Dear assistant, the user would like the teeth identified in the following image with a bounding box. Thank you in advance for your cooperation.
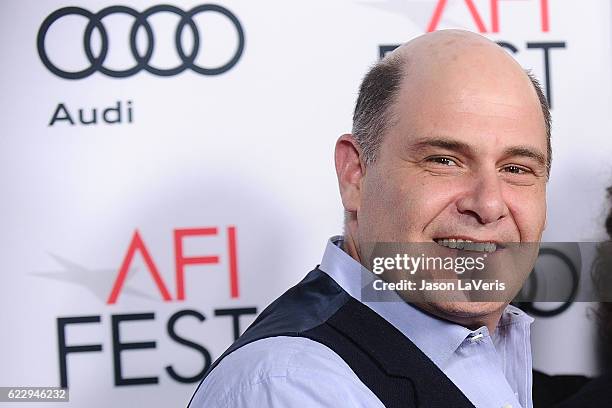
[435,239,497,253]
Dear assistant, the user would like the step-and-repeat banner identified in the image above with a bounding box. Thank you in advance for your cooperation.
[1,1,611,406]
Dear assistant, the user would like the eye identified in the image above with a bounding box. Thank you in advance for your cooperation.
[426,156,458,166]
[502,165,531,175]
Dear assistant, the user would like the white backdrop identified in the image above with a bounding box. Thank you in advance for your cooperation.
[1,0,611,406]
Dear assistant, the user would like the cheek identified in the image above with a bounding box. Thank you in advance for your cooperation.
[360,171,457,239]
[506,186,547,240]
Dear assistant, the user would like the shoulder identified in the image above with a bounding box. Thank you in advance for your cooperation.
[190,336,384,408]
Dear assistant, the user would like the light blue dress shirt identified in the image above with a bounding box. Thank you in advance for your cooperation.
[191,236,534,408]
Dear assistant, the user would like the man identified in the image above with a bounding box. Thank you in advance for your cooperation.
[189,29,551,408]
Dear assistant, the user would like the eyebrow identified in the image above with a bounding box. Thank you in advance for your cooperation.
[409,137,548,168]
[502,146,547,169]
[409,138,472,155]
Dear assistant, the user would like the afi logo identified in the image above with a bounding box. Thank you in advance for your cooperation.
[427,0,550,33]
[107,226,240,304]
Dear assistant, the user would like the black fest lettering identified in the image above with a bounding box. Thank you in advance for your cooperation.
[56,308,258,388]
[55,226,256,388]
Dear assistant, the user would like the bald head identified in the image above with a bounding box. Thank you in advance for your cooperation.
[352,29,551,174]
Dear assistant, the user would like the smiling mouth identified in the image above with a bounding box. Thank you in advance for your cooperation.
[434,238,497,253]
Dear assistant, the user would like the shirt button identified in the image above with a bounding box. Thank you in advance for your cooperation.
[502,404,512,408]
[468,333,484,343]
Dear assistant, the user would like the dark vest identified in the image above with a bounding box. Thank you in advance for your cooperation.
[188,268,476,408]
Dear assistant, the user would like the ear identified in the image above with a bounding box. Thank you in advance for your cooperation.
[335,134,365,214]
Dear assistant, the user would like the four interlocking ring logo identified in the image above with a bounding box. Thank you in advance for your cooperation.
[37,4,245,79]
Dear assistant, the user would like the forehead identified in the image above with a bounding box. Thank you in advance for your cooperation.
[387,59,547,154]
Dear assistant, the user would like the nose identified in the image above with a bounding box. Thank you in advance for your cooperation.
[456,172,509,225]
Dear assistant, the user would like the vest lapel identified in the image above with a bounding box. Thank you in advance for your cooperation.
[325,297,475,408]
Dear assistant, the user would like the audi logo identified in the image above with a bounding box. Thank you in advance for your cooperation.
[37,4,245,79]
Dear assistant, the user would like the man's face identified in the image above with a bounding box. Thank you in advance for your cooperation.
[356,51,548,318]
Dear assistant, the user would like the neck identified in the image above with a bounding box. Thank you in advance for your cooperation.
[410,302,506,335]
[452,308,504,335]
[342,221,362,264]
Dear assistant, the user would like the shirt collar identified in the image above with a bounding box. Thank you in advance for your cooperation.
[319,235,534,367]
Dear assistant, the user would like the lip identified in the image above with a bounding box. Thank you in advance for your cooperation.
[432,236,506,251]
[433,235,501,244]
